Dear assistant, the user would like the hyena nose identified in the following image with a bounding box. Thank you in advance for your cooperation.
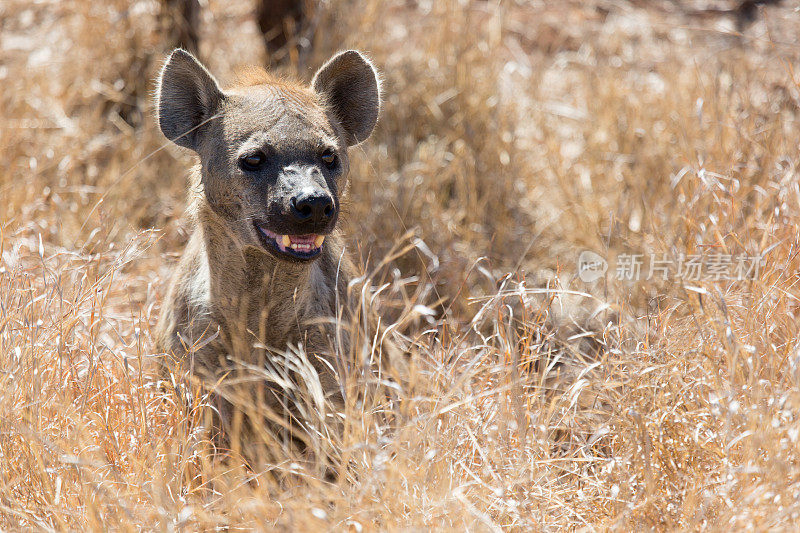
[290,192,334,225]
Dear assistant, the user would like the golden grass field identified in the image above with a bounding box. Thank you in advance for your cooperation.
[3,0,800,529]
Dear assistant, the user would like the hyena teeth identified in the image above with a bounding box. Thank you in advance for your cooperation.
[281,235,291,247]
[314,235,325,247]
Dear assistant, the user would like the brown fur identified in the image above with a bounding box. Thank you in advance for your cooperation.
[153,49,381,445]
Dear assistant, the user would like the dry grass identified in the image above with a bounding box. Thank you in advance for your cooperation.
[2,0,800,529]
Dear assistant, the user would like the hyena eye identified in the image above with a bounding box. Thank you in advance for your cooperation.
[321,148,338,169]
[239,151,266,171]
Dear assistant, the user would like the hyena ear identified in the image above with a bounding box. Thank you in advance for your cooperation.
[156,49,224,151]
[312,50,380,146]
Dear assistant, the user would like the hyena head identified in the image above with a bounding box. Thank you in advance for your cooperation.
[155,49,380,262]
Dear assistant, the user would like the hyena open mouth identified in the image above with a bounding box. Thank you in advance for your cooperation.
[254,222,325,261]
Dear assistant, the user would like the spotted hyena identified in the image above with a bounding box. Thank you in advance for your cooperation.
[154,48,384,444]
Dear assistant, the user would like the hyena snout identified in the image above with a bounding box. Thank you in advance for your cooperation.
[253,169,339,261]
[290,189,335,227]
[278,166,338,233]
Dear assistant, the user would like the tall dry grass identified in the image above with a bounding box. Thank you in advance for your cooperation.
[2,0,800,529]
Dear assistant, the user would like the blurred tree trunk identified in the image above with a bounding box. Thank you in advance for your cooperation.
[160,0,201,55]
[256,0,314,67]
[671,0,782,31]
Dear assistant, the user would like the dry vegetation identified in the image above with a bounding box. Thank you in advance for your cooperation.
[2,0,800,529]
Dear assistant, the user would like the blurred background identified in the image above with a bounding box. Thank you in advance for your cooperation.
[3,0,800,529]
